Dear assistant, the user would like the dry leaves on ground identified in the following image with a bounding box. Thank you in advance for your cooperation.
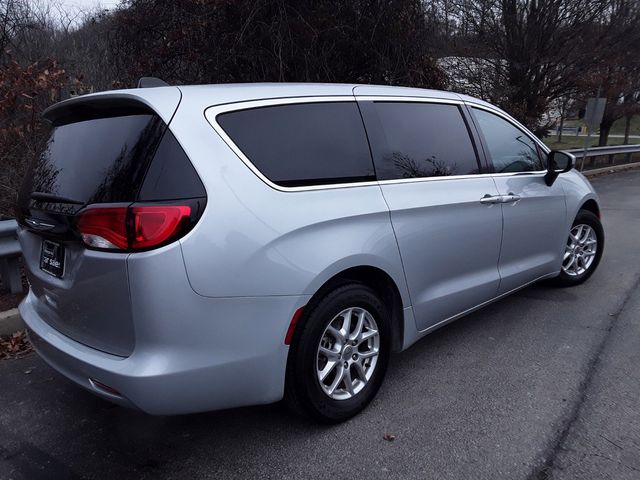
[0,330,33,359]
[0,291,25,311]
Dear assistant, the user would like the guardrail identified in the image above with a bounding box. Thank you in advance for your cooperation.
[555,126,581,135]
[0,219,22,294]
[566,144,640,171]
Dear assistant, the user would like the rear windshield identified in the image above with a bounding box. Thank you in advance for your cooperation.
[23,114,165,207]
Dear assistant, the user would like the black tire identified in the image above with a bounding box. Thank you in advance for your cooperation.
[553,209,604,287]
[284,283,391,423]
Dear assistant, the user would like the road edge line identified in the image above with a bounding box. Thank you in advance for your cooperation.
[583,162,640,177]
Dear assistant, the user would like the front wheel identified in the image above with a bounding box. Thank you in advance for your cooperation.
[284,283,391,423]
[554,209,604,286]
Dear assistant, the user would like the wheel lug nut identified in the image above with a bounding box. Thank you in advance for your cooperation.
[352,340,357,346]
[343,361,348,368]
[352,354,358,360]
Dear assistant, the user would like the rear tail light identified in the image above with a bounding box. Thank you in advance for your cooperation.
[76,204,194,251]
[130,205,191,249]
[77,207,129,249]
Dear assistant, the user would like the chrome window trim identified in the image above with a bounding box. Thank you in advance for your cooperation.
[490,171,546,177]
[204,95,548,193]
[377,174,490,186]
[375,171,546,186]
[355,95,463,105]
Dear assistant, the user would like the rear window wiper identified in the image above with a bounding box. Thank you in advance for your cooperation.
[31,192,85,205]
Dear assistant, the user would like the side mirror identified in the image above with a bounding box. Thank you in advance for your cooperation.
[545,150,575,186]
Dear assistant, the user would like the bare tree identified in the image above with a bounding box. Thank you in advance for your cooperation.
[108,0,446,88]
[582,0,640,145]
[442,0,615,134]
[3,0,640,216]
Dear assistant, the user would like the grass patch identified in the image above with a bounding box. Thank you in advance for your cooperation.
[545,115,640,145]
[542,136,627,150]
[611,115,640,136]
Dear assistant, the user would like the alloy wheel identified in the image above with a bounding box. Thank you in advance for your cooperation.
[316,307,380,400]
[562,224,597,277]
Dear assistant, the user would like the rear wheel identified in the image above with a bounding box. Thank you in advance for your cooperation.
[554,209,604,286]
[284,283,391,423]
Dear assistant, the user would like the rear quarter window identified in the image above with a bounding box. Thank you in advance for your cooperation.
[138,129,206,201]
[216,102,375,187]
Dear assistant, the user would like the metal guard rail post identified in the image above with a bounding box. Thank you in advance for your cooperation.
[0,219,22,294]
[566,144,640,171]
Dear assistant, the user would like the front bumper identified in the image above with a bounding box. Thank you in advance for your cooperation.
[20,290,309,415]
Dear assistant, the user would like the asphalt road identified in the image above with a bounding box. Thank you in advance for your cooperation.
[1,170,640,480]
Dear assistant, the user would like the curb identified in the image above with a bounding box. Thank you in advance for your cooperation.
[0,308,25,336]
[583,162,640,178]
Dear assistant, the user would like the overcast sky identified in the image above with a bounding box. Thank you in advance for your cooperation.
[57,0,120,12]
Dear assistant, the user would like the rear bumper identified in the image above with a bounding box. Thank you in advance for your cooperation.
[20,290,309,415]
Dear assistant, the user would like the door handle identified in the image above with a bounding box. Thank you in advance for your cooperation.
[501,193,521,204]
[480,193,521,205]
[480,194,502,205]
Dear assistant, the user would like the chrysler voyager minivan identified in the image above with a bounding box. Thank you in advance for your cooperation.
[17,83,604,422]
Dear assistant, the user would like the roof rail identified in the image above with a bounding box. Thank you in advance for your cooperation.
[137,77,169,88]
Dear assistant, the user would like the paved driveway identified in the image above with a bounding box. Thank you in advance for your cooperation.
[1,170,640,480]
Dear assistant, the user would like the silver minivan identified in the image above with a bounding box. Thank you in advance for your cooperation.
[17,83,604,422]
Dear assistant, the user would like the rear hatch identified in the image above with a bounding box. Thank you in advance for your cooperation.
[17,94,206,357]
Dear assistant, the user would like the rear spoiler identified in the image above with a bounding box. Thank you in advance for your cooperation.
[42,87,182,127]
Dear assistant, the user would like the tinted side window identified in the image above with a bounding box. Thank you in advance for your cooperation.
[361,102,480,180]
[472,108,544,172]
[139,129,206,200]
[217,102,375,187]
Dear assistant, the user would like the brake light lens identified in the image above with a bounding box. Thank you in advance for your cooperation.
[77,207,128,250]
[131,206,191,249]
[76,204,192,251]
